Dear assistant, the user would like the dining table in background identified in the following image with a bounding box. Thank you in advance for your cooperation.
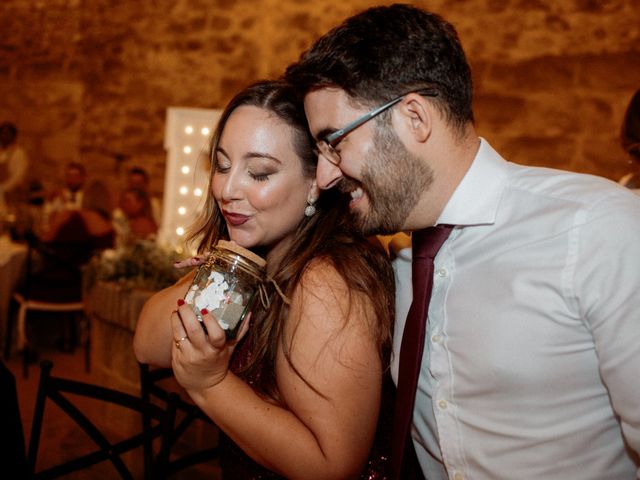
[0,235,28,354]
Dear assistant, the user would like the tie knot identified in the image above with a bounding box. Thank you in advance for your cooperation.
[412,225,454,260]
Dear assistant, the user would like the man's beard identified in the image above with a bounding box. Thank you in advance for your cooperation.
[346,123,433,236]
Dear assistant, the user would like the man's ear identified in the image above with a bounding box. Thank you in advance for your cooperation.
[396,92,432,143]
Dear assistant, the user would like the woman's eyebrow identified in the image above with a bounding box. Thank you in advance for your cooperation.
[244,151,282,164]
[215,146,282,164]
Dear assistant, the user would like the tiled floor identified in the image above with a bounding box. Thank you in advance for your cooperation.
[5,330,221,479]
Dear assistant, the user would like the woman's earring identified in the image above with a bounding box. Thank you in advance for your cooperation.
[304,200,316,217]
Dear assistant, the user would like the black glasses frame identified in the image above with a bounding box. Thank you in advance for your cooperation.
[316,88,439,165]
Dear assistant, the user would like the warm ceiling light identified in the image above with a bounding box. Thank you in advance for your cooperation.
[176,227,185,236]
[201,127,210,135]
[178,206,187,215]
[185,126,193,134]
[179,186,188,195]
[183,146,192,154]
[181,165,190,174]
[193,188,203,197]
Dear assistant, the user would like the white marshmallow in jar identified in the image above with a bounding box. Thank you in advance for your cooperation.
[183,240,266,340]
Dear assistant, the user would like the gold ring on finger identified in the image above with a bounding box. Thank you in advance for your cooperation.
[174,336,188,349]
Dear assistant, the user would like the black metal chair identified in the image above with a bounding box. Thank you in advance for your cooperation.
[139,363,220,476]
[28,360,178,479]
[6,229,94,378]
[0,358,28,477]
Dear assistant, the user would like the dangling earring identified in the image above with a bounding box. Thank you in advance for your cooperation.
[304,200,316,217]
[305,180,319,217]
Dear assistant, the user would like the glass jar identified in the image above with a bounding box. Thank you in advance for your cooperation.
[184,240,266,340]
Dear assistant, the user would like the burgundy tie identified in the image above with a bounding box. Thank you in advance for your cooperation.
[391,225,454,479]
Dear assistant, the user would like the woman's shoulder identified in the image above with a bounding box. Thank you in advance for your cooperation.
[294,250,384,305]
[619,172,640,189]
[80,209,114,234]
[298,256,346,291]
[130,216,158,237]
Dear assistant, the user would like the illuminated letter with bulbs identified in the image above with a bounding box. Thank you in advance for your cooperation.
[161,107,221,252]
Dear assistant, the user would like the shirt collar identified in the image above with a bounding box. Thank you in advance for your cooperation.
[437,138,508,227]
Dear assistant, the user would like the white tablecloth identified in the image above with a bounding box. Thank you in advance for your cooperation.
[0,237,27,349]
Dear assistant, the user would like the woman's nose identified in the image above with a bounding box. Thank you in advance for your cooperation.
[315,154,344,190]
[219,171,242,201]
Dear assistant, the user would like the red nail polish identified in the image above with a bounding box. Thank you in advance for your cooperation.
[177,299,185,306]
[200,308,208,315]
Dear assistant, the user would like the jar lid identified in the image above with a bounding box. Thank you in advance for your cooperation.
[217,240,267,269]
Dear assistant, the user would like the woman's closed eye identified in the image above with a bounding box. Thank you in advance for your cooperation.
[214,161,273,182]
[215,156,231,173]
[214,148,279,181]
[249,171,271,182]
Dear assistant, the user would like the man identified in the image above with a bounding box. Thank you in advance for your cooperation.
[286,4,640,479]
[42,162,87,231]
[0,122,29,211]
[45,162,87,213]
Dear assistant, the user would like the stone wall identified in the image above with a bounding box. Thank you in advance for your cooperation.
[1,0,639,200]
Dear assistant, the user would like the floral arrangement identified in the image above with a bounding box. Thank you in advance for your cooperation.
[83,239,183,292]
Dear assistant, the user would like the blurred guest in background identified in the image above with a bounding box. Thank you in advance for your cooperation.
[113,166,162,229]
[23,179,113,314]
[618,89,640,194]
[19,180,47,239]
[44,162,87,221]
[113,187,157,246]
[41,179,115,250]
[0,121,29,215]
[127,166,162,224]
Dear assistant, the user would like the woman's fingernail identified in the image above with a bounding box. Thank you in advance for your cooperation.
[177,299,185,306]
[200,308,208,315]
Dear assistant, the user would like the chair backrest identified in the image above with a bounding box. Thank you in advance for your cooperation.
[22,212,112,303]
[0,359,28,477]
[139,363,220,475]
[28,360,178,480]
[21,230,92,303]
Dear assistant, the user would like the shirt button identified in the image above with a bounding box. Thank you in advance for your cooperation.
[437,267,448,277]
[438,400,448,410]
[453,472,464,480]
[431,334,441,343]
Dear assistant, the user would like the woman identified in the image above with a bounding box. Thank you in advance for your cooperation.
[133,80,394,479]
[114,187,158,245]
[618,89,640,193]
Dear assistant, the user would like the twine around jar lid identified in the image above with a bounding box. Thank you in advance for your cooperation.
[216,240,267,269]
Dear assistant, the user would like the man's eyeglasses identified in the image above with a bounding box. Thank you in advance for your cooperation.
[316,88,439,166]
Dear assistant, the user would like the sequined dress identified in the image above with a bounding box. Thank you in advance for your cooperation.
[219,329,394,480]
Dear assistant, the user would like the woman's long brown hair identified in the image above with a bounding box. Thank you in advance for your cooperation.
[188,80,394,400]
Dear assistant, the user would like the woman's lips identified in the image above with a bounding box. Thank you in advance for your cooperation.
[223,211,250,226]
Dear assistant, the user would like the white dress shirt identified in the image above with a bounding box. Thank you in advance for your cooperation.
[392,139,640,479]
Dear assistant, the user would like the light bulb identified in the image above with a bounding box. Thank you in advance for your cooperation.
[179,186,188,195]
[201,127,210,136]
[183,146,192,154]
[185,126,193,134]
[178,206,187,215]
[193,188,203,197]
[176,227,185,236]
[181,165,190,174]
